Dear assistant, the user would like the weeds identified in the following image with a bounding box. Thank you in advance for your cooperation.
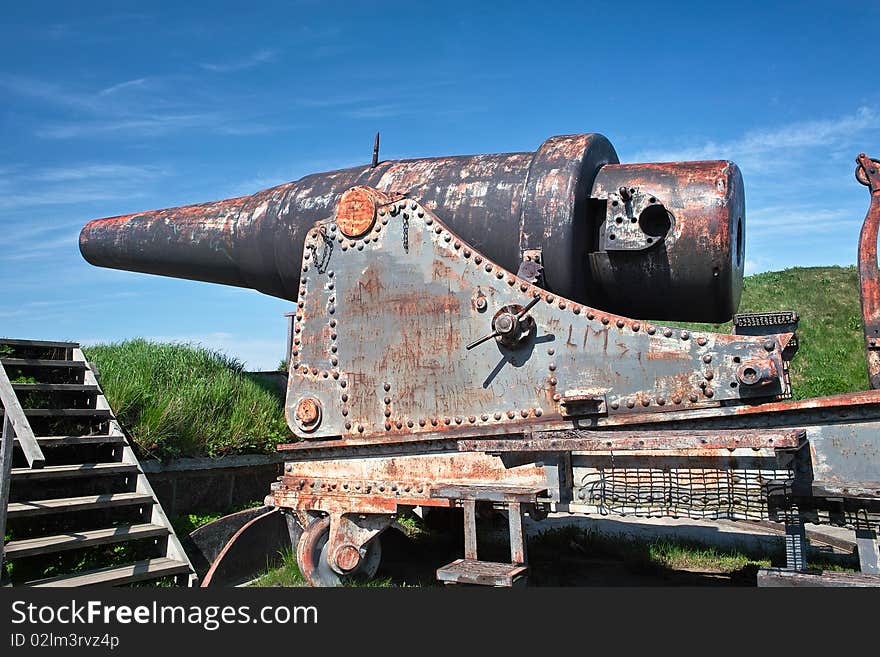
[82,339,294,459]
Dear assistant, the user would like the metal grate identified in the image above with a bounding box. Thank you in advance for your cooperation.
[577,462,795,521]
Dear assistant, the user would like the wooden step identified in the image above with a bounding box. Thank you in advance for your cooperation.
[7,493,155,518]
[16,434,126,448]
[27,558,191,587]
[436,558,528,586]
[1,358,85,369]
[12,383,99,393]
[18,408,110,418]
[4,523,168,559]
[11,462,138,481]
[0,338,78,349]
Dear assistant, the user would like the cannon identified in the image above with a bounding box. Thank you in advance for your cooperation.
[80,136,880,586]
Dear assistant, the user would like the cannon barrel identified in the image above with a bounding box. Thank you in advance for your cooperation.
[80,133,744,322]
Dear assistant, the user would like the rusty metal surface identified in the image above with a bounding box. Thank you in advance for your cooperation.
[458,428,805,453]
[857,153,880,388]
[589,161,745,322]
[286,195,789,442]
[80,133,745,323]
[273,449,547,514]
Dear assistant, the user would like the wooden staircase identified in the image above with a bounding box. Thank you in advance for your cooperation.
[0,338,195,587]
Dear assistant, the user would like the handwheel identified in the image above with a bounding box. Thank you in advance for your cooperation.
[296,516,382,587]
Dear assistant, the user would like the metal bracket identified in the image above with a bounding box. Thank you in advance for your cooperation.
[857,153,880,388]
[597,187,672,251]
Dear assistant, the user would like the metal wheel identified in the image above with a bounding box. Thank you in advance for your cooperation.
[296,516,382,587]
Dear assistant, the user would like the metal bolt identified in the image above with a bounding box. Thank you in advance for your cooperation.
[764,340,775,351]
[702,354,712,363]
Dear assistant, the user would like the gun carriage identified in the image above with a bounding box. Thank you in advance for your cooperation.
[80,135,880,586]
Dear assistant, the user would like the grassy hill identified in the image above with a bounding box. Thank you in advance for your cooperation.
[82,266,867,458]
[83,339,292,459]
[682,265,866,399]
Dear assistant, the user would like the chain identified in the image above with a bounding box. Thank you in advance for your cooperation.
[309,227,334,274]
[402,209,409,253]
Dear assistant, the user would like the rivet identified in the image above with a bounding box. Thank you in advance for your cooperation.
[357,424,364,432]
[345,421,352,429]
[681,331,690,340]
[454,416,462,424]
[704,388,714,398]
[341,393,349,402]
[647,325,656,335]
[520,409,528,417]
[548,363,556,371]
[385,422,392,430]
[481,414,489,421]
[384,396,391,405]
[549,376,557,386]
[431,418,439,426]
[443,417,451,425]
[411,202,417,210]
[657,397,666,405]
[672,396,682,404]
[697,337,707,346]
[641,398,650,407]
[689,394,698,403]
[552,393,562,402]
[329,319,337,327]
[764,340,775,351]
[434,226,442,234]
[632,322,640,332]
[602,317,610,325]
[559,302,566,310]
[626,399,635,408]
[485,263,492,272]
[494,412,502,420]
[611,400,619,409]
[703,354,712,363]
[474,256,482,264]
[395,421,403,429]
[663,328,673,337]
[496,271,504,279]
[384,382,391,391]
[547,348,555,355]
[705,371,714,380]
[573,306,581,315]
[332,371,339,380]
[418,419,426,427]
[546,295,555,303]
[426,217,433,225]
[443,234,451,242]
[468,416,476,423]
[507,410,515,419]
[340,380,347,388]
[587,312,595,320]
[454,241,461,249]
[330,356,338,365]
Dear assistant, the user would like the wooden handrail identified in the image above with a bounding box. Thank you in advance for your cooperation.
[0,363,45,468]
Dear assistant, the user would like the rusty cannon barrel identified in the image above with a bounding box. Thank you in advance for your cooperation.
[80,133,744,322]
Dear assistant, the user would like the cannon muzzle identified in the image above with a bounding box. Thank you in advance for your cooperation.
[80,133,744,322]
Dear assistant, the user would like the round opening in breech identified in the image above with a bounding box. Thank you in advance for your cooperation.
[638,204,672,238]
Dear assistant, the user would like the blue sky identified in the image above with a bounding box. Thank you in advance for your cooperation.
[2,1,878,369]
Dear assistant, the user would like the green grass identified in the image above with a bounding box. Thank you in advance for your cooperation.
[680,265,866,399]
[82,339,294,459]
[528,525,857,577]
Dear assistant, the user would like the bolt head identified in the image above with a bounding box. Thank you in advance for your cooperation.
[295,397,321,427]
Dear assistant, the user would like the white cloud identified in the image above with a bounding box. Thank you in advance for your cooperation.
[200,49,277,73]
[630,106,878,170]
